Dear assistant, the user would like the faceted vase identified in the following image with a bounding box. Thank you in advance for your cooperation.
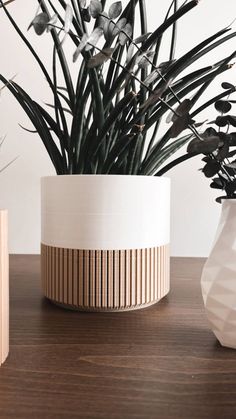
[201,199,236,349]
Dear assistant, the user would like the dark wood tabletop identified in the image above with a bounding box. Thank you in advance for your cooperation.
[1,256,236,419]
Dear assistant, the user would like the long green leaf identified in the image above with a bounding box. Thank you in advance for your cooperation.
[141,0,198,52]
[39,0,75,108]
[89,91,136,158]
[0,77,65,173]
[161,29,234,83]
[141,134,192,175]
[169,0,178,60]
[155,151,199,176]
[144,62,233,135]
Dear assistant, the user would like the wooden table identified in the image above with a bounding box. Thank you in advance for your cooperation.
[1,256,236,419]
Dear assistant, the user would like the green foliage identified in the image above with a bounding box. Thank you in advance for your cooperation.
[0,0,236,175]
[186,83,236,202]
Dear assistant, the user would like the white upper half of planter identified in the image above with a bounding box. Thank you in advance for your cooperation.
[41,175,170,250]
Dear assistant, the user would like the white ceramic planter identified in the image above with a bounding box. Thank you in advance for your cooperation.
[0,210,9,365]
[201,200,236,349]
[41,175,170,311]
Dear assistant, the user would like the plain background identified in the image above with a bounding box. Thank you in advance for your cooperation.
[0,0,235,255]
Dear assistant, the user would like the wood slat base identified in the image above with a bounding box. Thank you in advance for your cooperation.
[41,244,170,311]
[0,210,9,366]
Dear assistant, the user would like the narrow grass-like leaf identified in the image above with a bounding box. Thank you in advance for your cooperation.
[0,75,65,173]
[102,133,135,173]
[143,135,192,175]
[155,151,198,176]
[91,90,136,157]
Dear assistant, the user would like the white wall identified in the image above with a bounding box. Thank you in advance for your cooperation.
[0,0,235,255]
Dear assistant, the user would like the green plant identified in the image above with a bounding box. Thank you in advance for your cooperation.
[185,81,236,202]
[0,0,236,175]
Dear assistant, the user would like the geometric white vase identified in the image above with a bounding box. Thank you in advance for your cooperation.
[201,199,236,349]
[0,209,9,365]
[41,175,170,312]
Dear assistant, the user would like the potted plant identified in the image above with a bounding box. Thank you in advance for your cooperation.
[0,0,236,311]
[0,205,8,366]
[0,137,16,365]
[184,82,236,348]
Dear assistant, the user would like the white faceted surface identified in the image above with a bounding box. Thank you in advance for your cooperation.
[201,200,236,349]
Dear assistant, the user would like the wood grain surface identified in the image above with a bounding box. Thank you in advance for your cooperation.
[0,256,236,419]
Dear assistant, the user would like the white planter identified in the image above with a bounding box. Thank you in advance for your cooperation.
[201,199,236,349]
[41,175,170,311]
[0,210,9,366]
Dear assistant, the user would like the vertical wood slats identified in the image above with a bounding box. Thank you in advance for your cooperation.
[41,244,170,311]
[0,211,9,365]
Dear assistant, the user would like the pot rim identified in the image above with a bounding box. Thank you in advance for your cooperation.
[221,198,236,204]
[41,174,170,182]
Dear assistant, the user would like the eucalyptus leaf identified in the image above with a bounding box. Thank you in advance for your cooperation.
[89,0,102,18]
[87,47,114,68]
[202,160,221,178]
[97,11,109,28]
[118,23,132,46]
[85,27,103,51]
[172,99,192,122]
[225,181,236,195]
[214,100,232,114]
[108,1,122,19]
[187,136,220,154]
[216,141,230,161]
[170,114,195,139]
[136,51,155,69]
[28,12,50,35]
[134,33,151,44]
[222,81,235,90]
[140,82,170,110]
[212,115,236,127]
[126,43,134,64]
[213,116,229,127]
[210,178,224,189]
[64,4,73,33]
[73,34,89,62]
[81,7,91,22]
[228,115,236,127]
[103,18,114,42]
[47,14,58,31]
[166,100,192,125]
[112,17,127,36]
